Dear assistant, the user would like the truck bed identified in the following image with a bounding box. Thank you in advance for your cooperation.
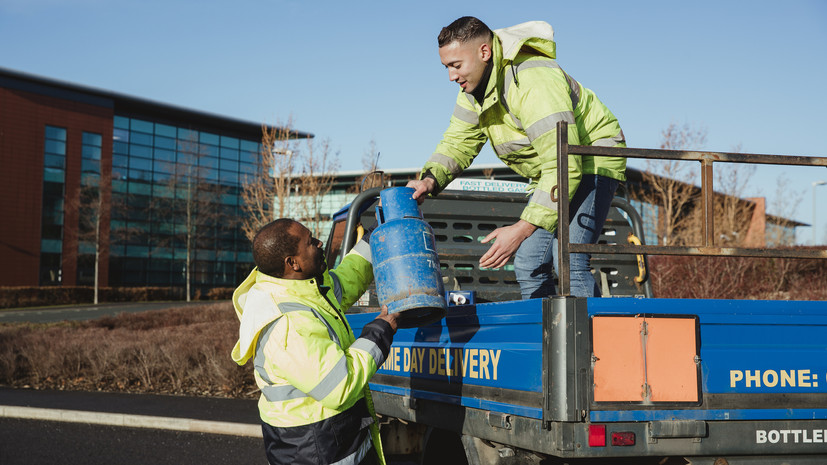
[348,297,827,460]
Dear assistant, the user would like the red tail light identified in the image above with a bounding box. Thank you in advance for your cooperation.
[588,424,606,447]
[611,431,636,446]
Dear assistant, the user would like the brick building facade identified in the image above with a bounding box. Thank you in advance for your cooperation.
[0,67,308,290]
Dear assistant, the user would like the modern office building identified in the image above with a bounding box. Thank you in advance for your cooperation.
[0,67,310,291]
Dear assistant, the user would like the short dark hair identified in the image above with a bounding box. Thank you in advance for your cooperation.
[253,218,301,278]
[438,16,493,48]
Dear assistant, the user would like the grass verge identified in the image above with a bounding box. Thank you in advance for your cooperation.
[0,302,256,399]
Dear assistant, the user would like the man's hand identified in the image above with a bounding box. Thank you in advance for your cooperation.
[479,220,537,269]
[375,305,399,333]
[406,178,436,205]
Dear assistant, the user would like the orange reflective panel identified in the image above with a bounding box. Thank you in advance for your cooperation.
[592,316,698,403]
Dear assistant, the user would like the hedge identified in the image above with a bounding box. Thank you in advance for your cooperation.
[0,286,234,309]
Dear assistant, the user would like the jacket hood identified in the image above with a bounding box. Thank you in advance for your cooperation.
[232,268,301,365]
[494,20,556,62]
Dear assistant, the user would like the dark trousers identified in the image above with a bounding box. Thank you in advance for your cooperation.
[359,447,378,465]
[261,399,376,465]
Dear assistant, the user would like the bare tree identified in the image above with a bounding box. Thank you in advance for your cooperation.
[350,138,387,193]
[295,137,340,238]
[671,142,757,247]
[760,173,806,294]
[76,170,110,304]
[766,173,805,246]
[634,122,707,245]
[362,138,380,175]
[240,120,340,241]
[711,162,756,246]
[240,121,301,241]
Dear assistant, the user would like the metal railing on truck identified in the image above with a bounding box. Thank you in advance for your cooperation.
[339,184,655,299]
[554,120,827,296]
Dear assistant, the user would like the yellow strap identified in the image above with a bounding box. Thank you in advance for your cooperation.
[626,233,646,284]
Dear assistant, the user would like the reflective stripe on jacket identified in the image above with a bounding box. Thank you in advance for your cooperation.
[423,20,627,233]
[231,238,389,465]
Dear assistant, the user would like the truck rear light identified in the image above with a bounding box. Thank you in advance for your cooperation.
[588,424,606,447]
[611,431,635,446]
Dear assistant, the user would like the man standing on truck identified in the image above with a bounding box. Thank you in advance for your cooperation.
[407,16,627,298]
[231,218,399,465]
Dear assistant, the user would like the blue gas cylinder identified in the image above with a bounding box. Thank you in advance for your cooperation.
[370,187,446,328]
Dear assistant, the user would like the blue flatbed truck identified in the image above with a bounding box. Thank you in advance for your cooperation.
[325,134,827,464]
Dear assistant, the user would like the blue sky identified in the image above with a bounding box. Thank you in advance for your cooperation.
[2,0,826,243]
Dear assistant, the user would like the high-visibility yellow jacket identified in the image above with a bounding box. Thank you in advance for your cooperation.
[422,21,627,233]
[232,238,390,465]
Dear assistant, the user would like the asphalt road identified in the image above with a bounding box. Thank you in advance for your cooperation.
[0,388,687,465]
[0,417,266,465]
[0,388,420,465]
[0,387,265,465]
[0,300,213,324]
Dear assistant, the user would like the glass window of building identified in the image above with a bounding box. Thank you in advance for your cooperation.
[77,131,103,285]
[107,116,262,294]
[40,125,67,285]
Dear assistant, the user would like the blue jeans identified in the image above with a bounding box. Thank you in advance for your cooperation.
[514,174,619,299]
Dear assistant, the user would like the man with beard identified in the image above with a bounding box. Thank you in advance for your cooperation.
[231,218,399,465]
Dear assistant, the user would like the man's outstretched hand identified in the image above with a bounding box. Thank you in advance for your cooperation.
[375,305,400,333]
[479,220,537,269]
[406,178,436,205]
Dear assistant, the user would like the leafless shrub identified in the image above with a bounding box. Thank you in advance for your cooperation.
[0,302,256,398]
[651,254,827,300]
